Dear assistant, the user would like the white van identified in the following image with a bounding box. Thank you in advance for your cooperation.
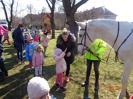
[0,20,8,28]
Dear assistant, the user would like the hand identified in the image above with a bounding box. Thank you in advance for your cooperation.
[93,54,98,57]
[64,48,67,52]
[67,52,71,57]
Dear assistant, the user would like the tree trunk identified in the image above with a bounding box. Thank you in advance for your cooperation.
[50,1,56,39]
[50,12,55,39]
[67,15,78,40]
[8,22,12,31]
[67,15,78,54]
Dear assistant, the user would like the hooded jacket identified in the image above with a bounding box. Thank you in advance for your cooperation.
[53,47,66,74]
[26,43,35,61]
[42,36,50,47]
[13,28,24,44]
[0,25,8,36]
[85,39,107,60]
[32,46,44,67]
[56,33,76,64]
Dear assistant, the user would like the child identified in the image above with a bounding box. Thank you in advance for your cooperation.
[0,25,8,44]
[42,32,50,56]
[3,26,11,45]
[32,45,44,76]
[25,36,34,71]
[34,33,39,42]
[53,47,67,91]
[27,77,50,99]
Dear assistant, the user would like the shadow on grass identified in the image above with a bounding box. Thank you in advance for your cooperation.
[83,86,89,99]
[0,69,31,99]
[94,91,99,99]
[0,64,56,99]
[50,85,66,99]
[83,86,99,99]
[4,46,18,70]
[1,44,65,98]
[43,65,66,98]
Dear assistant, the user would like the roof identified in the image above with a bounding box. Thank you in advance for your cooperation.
[91,6,117,16]
[43,13,51,19]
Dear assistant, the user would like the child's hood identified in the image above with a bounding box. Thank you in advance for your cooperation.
[54,47,62,56]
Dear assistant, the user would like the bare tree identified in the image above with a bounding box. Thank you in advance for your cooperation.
[62,0,88,37]
[0,0,14,30]
[12,0,27,27]
[46,0,56,39]
[27,4,35,24]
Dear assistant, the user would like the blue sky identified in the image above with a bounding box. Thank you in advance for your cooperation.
[0,0,133,21]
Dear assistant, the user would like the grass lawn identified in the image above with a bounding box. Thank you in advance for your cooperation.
[0,31,133,99]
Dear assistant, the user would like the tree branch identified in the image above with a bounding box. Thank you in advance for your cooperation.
[62,0,71,14]
[10,0,14,22]
[72,0,88,14]
[46,0,52,10]
[72,0,76,7]
[14,0,19,16]
[0,0,9,22]
[49,0,52,3]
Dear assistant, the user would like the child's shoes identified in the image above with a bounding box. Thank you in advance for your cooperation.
[60,86,66,92]
[65,76,69,82]
[54,83,60,87]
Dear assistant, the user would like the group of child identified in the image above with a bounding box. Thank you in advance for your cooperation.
[23,28,41,44]
[0,25,69,92]
[25,31,49,77]
[25,29,67,91]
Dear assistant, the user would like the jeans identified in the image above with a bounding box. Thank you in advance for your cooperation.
[16,43,23,62]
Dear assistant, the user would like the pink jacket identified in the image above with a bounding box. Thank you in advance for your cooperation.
[53,52,66,74]
[3,32,9,39]
[42,36,50,47]
[0,25,8,36]
[32,51,44,67]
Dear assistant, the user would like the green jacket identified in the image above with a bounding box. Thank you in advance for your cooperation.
[85,39,107,60]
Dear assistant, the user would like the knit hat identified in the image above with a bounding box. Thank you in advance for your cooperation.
[35,44,41,50]
[54,47,62,56]
[33,42,39,48]
[27,36,33,42]
[63,28,67,32]
[62,28,69,35]
[27,77,50,99]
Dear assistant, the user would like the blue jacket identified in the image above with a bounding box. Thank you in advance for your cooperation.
[26,43,35,61]
[12,28,24,44]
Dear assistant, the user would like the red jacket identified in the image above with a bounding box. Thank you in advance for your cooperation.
[34,35,39,42]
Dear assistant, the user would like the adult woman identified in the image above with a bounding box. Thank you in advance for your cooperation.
[56,28,76,82]
[12,24,24,64]
[0,25,8,44]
